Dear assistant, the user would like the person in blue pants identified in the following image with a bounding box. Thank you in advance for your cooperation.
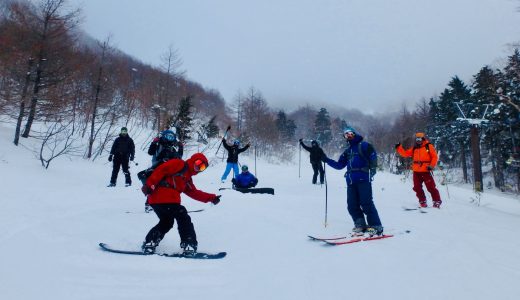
[322,127,383,236]
[221,138,250,183]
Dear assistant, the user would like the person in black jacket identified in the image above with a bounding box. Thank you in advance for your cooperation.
[148,129,183,166]
[220,138,250,183]
[299,139,325,184]
[108,127,135,187]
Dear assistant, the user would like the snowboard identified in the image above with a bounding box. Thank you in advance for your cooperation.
[219,187,275,195]
[98,243,227,259]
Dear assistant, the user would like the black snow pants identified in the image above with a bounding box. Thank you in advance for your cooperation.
[311,161,324,184]
[144,203,197,247]
[110,156,131,185]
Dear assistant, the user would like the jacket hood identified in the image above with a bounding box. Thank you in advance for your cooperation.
[186,152,209,176]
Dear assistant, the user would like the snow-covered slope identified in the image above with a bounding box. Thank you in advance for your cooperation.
[0,124,519,300]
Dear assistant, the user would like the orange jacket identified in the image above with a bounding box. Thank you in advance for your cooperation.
[396,140,438,172]
[145,153,216,205]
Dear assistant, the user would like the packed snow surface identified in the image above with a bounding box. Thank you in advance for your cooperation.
[0,125,519,300]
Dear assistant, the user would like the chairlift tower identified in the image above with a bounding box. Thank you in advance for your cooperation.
[455,102,491,192]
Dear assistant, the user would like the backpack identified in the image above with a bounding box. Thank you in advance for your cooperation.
[137,161,188,186]
[352,142,377,172]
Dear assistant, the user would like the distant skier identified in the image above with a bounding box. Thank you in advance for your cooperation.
[299,139,325,184]
[232,165,258,189]
[148,129,184,166]
[395,132,442,208]
[141,129,184,212]
[140,153,221,254]
[323,127,383,236]
[220,138,250,183]
[108,127,135,187]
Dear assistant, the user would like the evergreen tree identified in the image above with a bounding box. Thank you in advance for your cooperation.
[203,115,220,138]
[169,95,193,141]
[429,76,472,165]
[473,66,508,188]
[314,107,332,146]
[275,110,296,143]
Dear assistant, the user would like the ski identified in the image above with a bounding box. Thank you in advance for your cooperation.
[323,234,394,246]
[308,235,349,241]
[125,209,204,214]
[98,243,226,259]
[402,206,427,213]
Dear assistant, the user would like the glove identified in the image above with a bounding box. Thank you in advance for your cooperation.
[427,166,434,171]
[152,137,160,143]
[299,138,303,143]
[141,185,153,196]
[130,155,134,161]
[394,143,401,150]
[108,154,113,162]
[211,195,221,205]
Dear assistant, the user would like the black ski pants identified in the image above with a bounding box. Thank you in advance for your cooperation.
[110,156,131,185]
[311,162,324,184]
[144,203,197,247]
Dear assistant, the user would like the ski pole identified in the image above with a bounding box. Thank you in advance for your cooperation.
[215,126,231,155]
[323,161,328,227]
[298,143,301,178]
[441,170,451,199]
[254,144,257,177]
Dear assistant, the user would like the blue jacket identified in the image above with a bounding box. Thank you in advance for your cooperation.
[234,171,258,188]
[325,134,377,185]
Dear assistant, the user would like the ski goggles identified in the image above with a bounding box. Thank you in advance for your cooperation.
[344,131,355,137]
[194,159,207,172]
[415,137,423,143]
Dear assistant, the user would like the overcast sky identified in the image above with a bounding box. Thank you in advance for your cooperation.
[68,0,520,113]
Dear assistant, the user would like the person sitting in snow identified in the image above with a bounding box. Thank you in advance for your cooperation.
[232,165,258,189]
[140,153,221,255]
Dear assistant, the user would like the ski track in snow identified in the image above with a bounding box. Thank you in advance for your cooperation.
[0,124,519,300]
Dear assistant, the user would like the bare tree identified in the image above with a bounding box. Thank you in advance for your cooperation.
[87,36,112,158]
[17,0,80,138]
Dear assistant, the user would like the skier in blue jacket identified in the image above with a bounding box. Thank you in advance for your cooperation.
[323,127,383,236]
[232,165,258,188]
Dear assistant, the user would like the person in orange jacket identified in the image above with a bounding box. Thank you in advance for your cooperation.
[140,153,221,254]
[395,132,442,208]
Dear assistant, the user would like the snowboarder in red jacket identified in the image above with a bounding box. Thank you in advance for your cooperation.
[140,153,220,254]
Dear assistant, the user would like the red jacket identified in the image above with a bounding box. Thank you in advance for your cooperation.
[145,153,216,205]
[396,140,438,172]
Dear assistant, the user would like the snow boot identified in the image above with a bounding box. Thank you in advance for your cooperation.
[433,201,442,208]
[144,204,153,213]
[365,226,384,237]
[419,201,427,208]
[351,227,366,236]
[107,183,116,187]
[125,182,131,187]
[141,240,158,254]
[180,241,197,255]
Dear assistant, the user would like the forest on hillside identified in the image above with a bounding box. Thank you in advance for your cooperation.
[0,0,518,193]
